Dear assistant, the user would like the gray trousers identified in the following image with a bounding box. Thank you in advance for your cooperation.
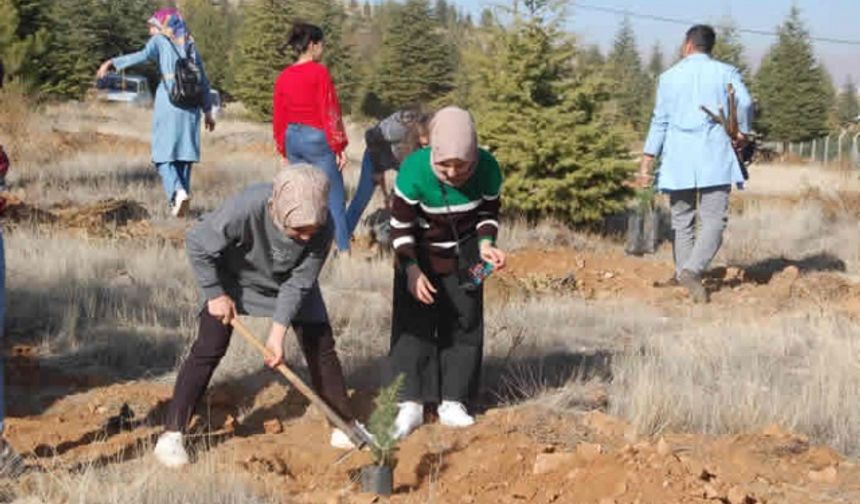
[669,186,730,277]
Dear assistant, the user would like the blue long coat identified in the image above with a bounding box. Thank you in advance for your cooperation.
[112,35,212,164]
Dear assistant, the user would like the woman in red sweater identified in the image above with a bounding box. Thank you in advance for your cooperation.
[273,23,351,252]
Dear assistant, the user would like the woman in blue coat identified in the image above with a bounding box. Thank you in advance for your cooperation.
[96,8,215,217]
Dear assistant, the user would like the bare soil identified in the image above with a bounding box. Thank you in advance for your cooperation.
[4,370,860,503]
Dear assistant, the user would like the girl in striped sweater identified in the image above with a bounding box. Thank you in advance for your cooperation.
[388,107,506,439]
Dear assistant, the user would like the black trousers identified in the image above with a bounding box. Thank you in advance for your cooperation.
[165,310,354,432]
[389,269,484,404]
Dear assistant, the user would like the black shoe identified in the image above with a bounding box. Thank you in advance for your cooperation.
[678,269,709,304]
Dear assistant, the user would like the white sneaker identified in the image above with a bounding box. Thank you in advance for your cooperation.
[393,401,424,440]
[330,421,374,450]
[437,401,475,428]
[153,431,189,468]
[171,189,190,218]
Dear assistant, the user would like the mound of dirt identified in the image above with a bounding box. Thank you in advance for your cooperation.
[6,377,860,503]
[3,197,149,229]
[1,194,58,225]
[52,199,150,229]
[2,196,187,244]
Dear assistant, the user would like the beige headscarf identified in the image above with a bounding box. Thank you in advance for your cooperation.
[430,106,478,186]
[268,164,330,233]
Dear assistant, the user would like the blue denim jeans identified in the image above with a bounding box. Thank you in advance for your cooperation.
[346,150,378,235]
[0,231,6,433]
[286,124,350,251]
[156,162,192,204]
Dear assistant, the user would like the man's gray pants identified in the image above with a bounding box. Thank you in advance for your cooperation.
[669,185,730,277]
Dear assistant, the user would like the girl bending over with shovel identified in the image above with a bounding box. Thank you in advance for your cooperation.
[154,164,370,468]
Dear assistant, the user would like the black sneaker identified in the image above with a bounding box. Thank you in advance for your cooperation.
[0,439,25,479]
[678,269,709,304]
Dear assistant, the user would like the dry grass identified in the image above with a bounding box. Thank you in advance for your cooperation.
[9,448,275,503]
[610,312,860,456]
[720,197,860,275]
[5,227,197,378]
[744,162,860,196]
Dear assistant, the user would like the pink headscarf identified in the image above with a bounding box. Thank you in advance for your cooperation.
[148,8,189,41]
[430,107,478,186]
[268,164,330,233]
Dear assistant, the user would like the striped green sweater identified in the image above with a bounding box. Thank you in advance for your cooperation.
[391,147,502,274]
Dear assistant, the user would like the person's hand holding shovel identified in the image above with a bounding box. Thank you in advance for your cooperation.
[264,322,287,368]
[208,294,237,325]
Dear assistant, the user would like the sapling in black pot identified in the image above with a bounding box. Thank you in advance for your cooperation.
[625,186,659,256]
[360,374,404,495]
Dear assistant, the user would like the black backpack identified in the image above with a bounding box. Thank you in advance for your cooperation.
[161,35,205,109]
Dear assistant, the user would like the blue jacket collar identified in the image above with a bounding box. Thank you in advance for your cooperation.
[685,53,712,61]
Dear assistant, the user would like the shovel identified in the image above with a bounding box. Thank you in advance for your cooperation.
[230,318,377,452]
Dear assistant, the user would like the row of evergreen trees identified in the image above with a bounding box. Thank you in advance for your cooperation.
[0,0,854,224]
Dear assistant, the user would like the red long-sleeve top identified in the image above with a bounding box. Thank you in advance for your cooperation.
[272,61,348,157]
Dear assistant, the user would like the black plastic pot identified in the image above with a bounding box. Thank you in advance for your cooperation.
[360,464,393,495]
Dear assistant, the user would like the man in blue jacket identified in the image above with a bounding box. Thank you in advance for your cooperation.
[638,25,753,303]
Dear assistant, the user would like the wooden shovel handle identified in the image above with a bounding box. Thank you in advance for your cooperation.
[229,318,374,450]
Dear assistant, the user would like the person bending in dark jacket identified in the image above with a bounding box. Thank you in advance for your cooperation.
[153,164,369,468]
[345,109,431,235]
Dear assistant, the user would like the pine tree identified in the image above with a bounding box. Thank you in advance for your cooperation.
[10,0,50,37]
[232,0,295,120]
[37,0,96,97]
[640,43,664,137]
[468,1,633,225]
[712,21,748,76]
[647,42,664,78]
[351,0,392,117]
[754,7,834,145]
[184,0,239,93]
[38,0,153,99]
[577,44,604,73]
[836,78,859,126]
[463,12,473,28]
[434,0,448,26]
[374,0,456,113]
[606,17,649,133]
[367,374,404,467]
[480,7,494,29]
[91,0,155,63]
[0,0,48,88]
[363,1,371,18]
